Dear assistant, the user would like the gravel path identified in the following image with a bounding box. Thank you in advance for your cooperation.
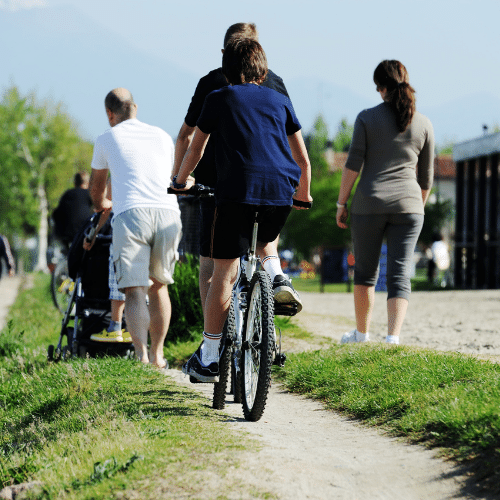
[167,289,500,499]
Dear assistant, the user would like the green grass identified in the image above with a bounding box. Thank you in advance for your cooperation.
[0,274,272,499]
[291,276,352,293]
[2,273,500,496]
[276,343,500,494]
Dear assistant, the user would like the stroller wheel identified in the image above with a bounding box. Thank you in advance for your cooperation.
[47,345,54,362]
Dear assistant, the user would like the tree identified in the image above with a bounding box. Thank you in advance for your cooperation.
[0,86,93,270]
[332,117,354,152]
[304,115,330,179]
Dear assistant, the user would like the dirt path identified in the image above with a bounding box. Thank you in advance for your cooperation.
[167,290,500,499]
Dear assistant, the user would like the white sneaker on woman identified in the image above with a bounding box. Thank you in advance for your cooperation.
[340,329,370,344]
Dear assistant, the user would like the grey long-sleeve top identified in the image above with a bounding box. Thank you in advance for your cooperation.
[346,102,434,215]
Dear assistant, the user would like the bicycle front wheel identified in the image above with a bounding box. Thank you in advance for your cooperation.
[241,270,275,421]
[51,259,73,314]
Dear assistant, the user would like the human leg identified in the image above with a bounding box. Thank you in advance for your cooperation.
[341,214,386,344]
[255,206,301,310]
[124,285,150,362]
[385,214,424,342]
[199,256,214,314]
[148,278,171,368]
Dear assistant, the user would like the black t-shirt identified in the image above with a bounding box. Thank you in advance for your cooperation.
[53,187,93,244]
[184,68,289,187]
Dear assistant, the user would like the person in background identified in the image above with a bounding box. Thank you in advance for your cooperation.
[0,234,15,278]
[336,59,434,345]
[53,171,94,248]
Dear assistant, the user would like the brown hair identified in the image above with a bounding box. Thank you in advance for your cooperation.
[104,88,135,121]
[373,60,416,132]
[222,38,268,85]
[223,22,258,48]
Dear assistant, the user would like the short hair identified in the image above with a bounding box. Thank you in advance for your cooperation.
[74,171,89,187]
[223,22,258,48]
[222,38,268,86]
[104,89,135,121]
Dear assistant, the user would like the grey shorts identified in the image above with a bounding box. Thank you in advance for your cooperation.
[112,207,182,290]
[351,213,424,300]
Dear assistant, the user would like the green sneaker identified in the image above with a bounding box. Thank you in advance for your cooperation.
[90,329,124,343]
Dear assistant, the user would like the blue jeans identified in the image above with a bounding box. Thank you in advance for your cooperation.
[351,213,424,300]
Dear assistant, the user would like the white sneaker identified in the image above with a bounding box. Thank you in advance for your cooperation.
[385,335,400,344]
[340,329,370,344]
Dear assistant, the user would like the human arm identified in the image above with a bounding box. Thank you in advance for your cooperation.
[89,169,112,213]
[172,121,196,178]
[336,167,359,229]
[83,179,112,251]
[172,127,210,191]
[287,130,313,209]
[417,122,435,207]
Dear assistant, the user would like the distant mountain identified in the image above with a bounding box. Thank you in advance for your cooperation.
[2,6,498,147]
[0,5,199,140]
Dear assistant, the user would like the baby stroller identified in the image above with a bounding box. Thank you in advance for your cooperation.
[47,212,133,361]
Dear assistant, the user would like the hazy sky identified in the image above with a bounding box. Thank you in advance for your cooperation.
[38,0,500,109]
[1,0,499,141]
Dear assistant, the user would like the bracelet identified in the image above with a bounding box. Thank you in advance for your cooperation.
[336,201,347,209]
[172,175,187,190]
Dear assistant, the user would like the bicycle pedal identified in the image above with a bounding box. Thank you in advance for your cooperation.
[189,375,203,384]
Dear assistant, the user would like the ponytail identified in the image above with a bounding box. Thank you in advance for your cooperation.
[374,60,416,132]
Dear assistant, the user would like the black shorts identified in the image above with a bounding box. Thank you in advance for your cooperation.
[199,197,217,258]
[208,202,292,260]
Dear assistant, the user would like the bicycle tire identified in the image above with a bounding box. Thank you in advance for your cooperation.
[51,259,72,314]
[231,354,243,404]
[241,270,275,421]
[213,301,236,409]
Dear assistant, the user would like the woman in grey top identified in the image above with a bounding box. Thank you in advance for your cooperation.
[336,60,434,345]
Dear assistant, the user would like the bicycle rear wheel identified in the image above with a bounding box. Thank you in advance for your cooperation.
[51,259,73,314]
[241,270,275,421]
[213,300,236,409]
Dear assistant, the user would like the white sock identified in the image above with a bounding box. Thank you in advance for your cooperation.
[355,330,369,342]
[261,255,283,281]
[200,332,222,365]
[386,335,399,344]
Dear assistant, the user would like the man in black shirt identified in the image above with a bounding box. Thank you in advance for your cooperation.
[53,171,94,248]
[172,23,302,317]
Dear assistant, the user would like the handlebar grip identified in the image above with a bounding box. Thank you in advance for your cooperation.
[293,199,312,209]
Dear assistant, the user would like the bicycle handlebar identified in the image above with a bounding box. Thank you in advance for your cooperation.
[292,198,312,209]
[168,184,215,197]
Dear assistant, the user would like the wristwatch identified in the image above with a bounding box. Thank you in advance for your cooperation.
[172,175,187,189]
[336,201,347,209]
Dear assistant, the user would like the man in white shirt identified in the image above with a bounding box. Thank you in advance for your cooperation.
[89,88,182,369]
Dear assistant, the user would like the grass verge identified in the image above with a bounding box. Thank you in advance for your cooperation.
[276,343,500,495]
[0,274,271,499]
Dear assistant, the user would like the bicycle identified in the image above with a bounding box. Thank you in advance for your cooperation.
[213,199,310,421]
[50,246,74,314]
[170,185,310,421]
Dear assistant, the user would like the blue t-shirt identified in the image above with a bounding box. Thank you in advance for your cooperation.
[196,83,302,206]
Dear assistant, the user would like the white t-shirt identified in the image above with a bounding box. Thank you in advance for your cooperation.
[91,118,179,217]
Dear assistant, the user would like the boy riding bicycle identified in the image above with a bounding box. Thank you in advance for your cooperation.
[172,38,312,383]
